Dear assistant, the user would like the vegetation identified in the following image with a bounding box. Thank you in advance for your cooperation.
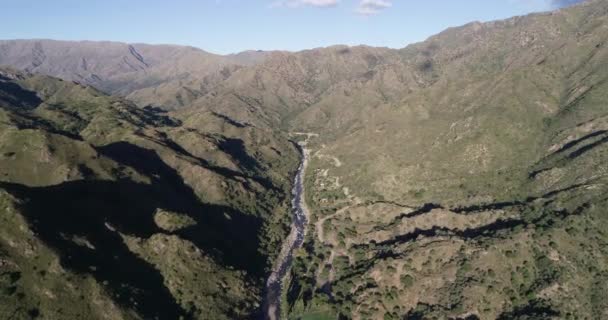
[1,1,608,319]
[0,69,299,319]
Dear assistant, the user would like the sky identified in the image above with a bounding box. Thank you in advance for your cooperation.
[0,0,585,54]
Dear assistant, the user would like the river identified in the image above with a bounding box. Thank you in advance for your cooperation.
[263,142,310,320]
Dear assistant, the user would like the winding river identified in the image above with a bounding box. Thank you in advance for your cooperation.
[263,143,310,320]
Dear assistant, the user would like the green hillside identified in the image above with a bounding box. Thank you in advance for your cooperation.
[0,67,299,319]
[0,0,607,319]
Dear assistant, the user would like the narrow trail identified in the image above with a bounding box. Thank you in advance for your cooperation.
[316,211,340,244]
[263,140,311,320]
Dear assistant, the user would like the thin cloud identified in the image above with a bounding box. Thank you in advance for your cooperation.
[271,0,340,8]
[356,0,392,16]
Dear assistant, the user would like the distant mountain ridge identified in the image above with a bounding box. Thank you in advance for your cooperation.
[0,39,274,109]
[2,0,608,319]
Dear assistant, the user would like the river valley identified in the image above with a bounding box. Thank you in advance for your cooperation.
[263,142,311,320]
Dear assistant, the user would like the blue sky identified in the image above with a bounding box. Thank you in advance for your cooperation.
[1,0,583,54]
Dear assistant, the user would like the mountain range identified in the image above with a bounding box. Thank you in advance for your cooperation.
[1,0,607,319]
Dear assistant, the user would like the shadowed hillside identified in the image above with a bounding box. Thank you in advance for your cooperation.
[0,68,299,319]
[1,0,608,319]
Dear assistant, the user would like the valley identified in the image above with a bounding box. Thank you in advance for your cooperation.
[265,138,310,320]
[1,0,608,319]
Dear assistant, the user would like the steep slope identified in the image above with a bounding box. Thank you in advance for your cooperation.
[1,0,607,319]
[188,45,407,130]
[0,40,271,110]
[0,67,299,319]
[277,1,608,319]
[163,2,608,318]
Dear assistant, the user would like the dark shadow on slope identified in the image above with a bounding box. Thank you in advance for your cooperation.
[551,130,608,156]
[217,138,261,172]
[530,131,608,178]
[0,142,270,317]
[0,180,186,320]
[14,110,84,141]
[96,142,195,207]
[371,218,524,249]
[0,80,42,110]
[568,134,608,159]
[142,134,280,192]
[134,106,182,128]
[95,141,268,276]
[496,300,560,320]
[143,105,169,114]
[212,112,249,128]
[371,203,444,232]
[451,200,526,214]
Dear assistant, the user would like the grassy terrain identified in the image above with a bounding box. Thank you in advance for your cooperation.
[292,311,336,320]
[0,1,607,319]
[277,1,608,319]
[0,68,300,319]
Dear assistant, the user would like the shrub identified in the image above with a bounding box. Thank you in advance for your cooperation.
[400,274,415,288]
